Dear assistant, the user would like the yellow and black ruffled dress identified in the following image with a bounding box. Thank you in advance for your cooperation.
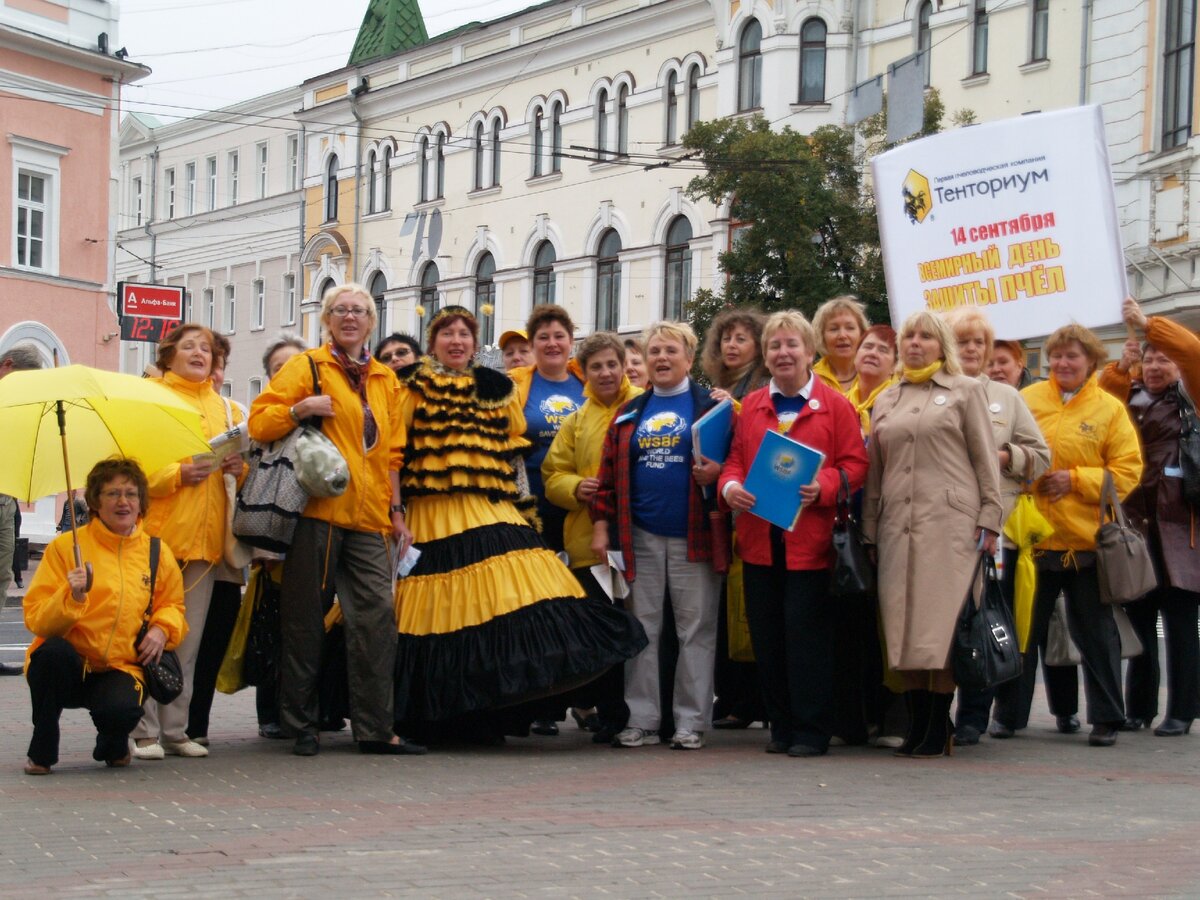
[393,359,646,722]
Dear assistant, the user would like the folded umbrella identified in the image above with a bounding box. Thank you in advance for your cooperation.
[1003,493,1055,653]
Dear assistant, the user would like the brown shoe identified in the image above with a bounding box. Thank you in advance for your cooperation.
[106,753,132,768]
[23,759,51,776]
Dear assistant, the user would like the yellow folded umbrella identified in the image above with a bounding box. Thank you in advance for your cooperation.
[1003,493,1054,652]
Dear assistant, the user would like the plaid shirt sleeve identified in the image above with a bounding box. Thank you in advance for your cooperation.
[589,417,622,524]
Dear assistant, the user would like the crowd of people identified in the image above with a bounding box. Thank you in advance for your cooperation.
[12,285,1200,774]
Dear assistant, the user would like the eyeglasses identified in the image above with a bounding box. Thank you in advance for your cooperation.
[330,306,371,319]
[100,490,140,502]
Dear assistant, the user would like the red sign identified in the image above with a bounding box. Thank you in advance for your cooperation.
[119,282,184,319]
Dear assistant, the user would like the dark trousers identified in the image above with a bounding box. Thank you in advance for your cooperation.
[743,561,834,751]
[27,637,143,767]
[187,579,242,739]
[571,567,629,730]
[995,560,1124,727]
[281,518,397,743]
[829,592,880,743]
[714,581,765,724]
[1125,586,1200,722]
[956,547,1017,732]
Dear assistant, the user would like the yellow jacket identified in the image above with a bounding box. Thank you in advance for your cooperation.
[25,520,187,684]
[542,377,642,568]
[143,372,245,563]
[248,346,404,534]
[1020,373,1143,552]
[509,359,585,407]
[813,357,857,397]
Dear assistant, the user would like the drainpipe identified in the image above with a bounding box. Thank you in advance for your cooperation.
[1078,0,1093,105]
[297,123,307,257]
[146,146,159,283]
[350,76,368,285]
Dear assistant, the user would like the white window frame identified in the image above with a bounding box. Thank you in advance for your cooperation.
[223,283,236,334]
[256,141,268,199]
[202,287,215,330]
[206,156,217,210]
[183,290,193,322]
[10,135,65,276]
[228,150,239,205]
[184,161,196,215]
[286,135,299,190]
[282,273,296,325]
[132,176,143,226]
[248,377,263,404]
[252,278,265,329]
[165,166,176,218]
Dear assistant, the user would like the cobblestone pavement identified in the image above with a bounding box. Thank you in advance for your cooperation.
[2,570,1198,898]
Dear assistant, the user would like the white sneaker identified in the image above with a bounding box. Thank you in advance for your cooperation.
[614,727,660,748]
[163,739,209,758]
[873,734,905,749]
[670,729,704,750]
[130,740,164,761]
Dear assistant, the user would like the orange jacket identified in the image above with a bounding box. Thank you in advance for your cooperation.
[143,372,245,563]
[25,520,186,684]
[248,346,404,534]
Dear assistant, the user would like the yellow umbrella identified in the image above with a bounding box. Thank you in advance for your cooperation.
[0,365,211,581]
[1003,493,1055,652]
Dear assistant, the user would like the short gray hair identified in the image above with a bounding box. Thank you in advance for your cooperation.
[262,332,308,375]
[0,344,44,371]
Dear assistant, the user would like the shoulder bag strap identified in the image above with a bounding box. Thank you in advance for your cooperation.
[145,536,160,620]
[1099,470,1128,526]
[304,353,325,432]
[835,469,852,524]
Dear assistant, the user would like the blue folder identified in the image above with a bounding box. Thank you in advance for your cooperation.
[743,429,826,531]
[691,398,734,464]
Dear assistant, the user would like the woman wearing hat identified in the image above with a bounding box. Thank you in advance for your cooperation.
[392,307,646,739]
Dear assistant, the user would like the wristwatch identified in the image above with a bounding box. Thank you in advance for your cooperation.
[389,503,404,514]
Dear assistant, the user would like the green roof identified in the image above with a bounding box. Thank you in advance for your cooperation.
[349,0,429,65]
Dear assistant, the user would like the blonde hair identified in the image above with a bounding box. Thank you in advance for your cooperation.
[320,282,377,335]
[942,307,995,367]
[897,310,962,376]
[761,310,817,356]
[812,295,868,356]
[642,321,698,358]
[1044,323,1107,373]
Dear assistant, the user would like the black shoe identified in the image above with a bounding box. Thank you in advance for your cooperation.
[713,715,753,730]
[765,740,789,754]
[358,738,428,756]
[530,719,559,736]
[258,723,285,739]
[1055,715,1081,734]
[292,735,319,757]
[988,721,1015,739]
[1154,718,1193,737]
[571,709,601,732]
[1088,724,1118,747]
[1118,717,1149,732]
[0,661,23,676]
[953,725,981,746]
[787,743,827,758]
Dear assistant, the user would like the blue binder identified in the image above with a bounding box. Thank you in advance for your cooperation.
[691,398,734,464]
[743,429,826,531]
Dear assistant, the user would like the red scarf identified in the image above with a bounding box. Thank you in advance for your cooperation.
[327,342,378,451]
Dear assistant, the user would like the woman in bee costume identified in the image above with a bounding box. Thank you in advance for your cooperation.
[391,307,645,735]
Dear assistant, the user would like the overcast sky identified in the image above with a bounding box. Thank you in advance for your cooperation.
[117,0,537,122]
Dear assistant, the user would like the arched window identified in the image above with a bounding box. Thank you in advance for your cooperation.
[418,136,429,203]
[687,65,701,130]
[533,108,545,176]
[917,1,932,87]
[324,154,338,222]
[550,101,563,172]
[366,150,377,215]
[738,20,763,111]
[434,133,445,199]
[473,122,485,190]
[617,84,630,156]
[475,252,496,345]
[491,119,502,185]
[381,146,392,211]
[799,18,827,104]
[596,88,610,157]
[533,240,556,306]
[595,228,622,331]
[419,262,440,334]
[369,271,387,345]
[663,216,693,320]
[665,71,679,145]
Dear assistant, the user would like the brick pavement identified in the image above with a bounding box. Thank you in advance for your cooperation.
[0,661,1198,899]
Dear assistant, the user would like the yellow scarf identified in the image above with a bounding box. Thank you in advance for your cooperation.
[902,361,942,384]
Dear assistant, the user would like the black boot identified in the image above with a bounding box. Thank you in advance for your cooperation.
[912,692,954,758]
[895,690,930,757]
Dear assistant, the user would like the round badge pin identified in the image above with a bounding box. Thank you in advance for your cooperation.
[934,395,947,406]
[809,398,821,410]
[989,402,1002,413]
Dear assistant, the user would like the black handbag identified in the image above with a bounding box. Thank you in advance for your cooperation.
[951,552,1022,692]
[830,470,875,598]
[136,537,184,705]
[242,566,281,688]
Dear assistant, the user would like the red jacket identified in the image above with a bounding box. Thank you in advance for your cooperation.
[719,377,868,570]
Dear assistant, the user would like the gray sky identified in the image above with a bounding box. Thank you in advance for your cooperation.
[117,0,536,122]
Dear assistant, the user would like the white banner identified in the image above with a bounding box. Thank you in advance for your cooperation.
[871,105,1127,340]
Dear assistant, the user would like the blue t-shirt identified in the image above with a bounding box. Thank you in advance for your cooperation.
[772,392,807,434]
[631,389,694,538]
[523,371,585,496]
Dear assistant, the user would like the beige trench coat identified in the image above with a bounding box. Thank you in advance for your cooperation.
[978,375,1050,543]
[863,369,1003,671]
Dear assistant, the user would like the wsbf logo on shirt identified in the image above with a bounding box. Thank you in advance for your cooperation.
[636,411,686,449]
[539,395,578,426]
